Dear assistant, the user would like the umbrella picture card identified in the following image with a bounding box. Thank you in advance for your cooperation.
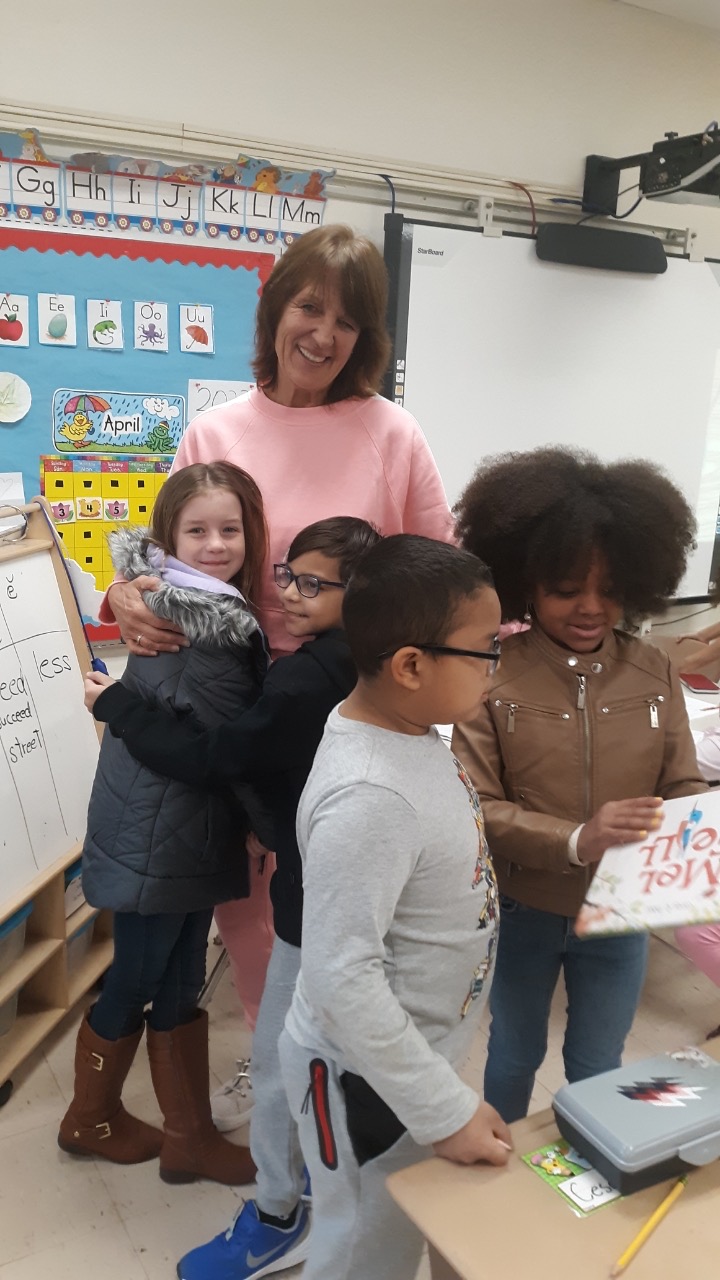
[575,791,720,937]
[38,293,77,346]
[87,299,124,351]
[180,304,214,354]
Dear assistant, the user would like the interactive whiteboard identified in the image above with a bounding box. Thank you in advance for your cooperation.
[384,217,720,599]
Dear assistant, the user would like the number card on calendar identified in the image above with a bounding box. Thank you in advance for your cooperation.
[575,791,720,936]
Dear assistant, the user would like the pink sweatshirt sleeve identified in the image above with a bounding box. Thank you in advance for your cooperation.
[402,426,456,544]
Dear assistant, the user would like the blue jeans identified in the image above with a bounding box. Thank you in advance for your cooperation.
[90,908,214,1040]
[484,897,649,1123]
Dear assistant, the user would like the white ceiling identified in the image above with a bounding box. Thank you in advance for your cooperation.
[617,0,720,33]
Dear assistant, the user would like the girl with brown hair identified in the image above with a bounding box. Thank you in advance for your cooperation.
[58,463,270,1188]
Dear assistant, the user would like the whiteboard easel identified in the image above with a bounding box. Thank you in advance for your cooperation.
[0,501,109,1103]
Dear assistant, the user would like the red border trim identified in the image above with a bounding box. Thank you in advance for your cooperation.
[0,225,276,285]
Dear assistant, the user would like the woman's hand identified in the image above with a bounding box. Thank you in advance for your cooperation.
[107,577,187,655]
[84,671,116,711]
[246,832,273,861]
[434,1101,512,1167]
[576,796,663,864]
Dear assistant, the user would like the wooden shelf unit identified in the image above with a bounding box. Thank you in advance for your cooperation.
[0,845,113,1090]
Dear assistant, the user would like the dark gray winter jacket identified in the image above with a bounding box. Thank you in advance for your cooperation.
[82,528,269,915]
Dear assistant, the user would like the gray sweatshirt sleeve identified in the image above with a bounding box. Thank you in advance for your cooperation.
[299,783,480,1147]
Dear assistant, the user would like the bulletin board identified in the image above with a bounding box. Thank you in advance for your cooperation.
[0,225,276,501]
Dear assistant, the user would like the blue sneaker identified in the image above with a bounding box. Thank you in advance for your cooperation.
[177,1199,310,1280]
[301,1166,312,1202]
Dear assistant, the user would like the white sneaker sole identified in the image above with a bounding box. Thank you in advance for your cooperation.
[212,1103,255,1132]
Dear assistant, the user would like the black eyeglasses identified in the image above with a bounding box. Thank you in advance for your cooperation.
[274,563,346,600]
[377,641,501,675]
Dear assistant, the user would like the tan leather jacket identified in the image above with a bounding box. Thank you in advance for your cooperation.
[452,626,706,917]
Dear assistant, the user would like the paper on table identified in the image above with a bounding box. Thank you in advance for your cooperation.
[0,472,26,537]
[0,472,25,505]
[575,791,720,936]
[683,693,719,722]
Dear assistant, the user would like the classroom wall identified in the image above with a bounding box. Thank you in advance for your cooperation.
[4,0,720,250]
[5,0,718,186]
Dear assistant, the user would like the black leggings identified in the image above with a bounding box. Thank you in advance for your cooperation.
[90,907,213,1040]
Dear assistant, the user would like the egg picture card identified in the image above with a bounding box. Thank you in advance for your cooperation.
[87,299,124,351]
[180,304,214,354]
[0,293,30,346]
[575,791,720,937]
[38,294,77,346]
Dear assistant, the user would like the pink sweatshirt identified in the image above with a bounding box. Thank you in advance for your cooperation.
[106,389,453,657]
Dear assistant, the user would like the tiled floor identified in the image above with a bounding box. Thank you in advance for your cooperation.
[0,931,717,1279]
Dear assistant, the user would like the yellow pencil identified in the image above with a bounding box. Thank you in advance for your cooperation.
[609,1175,687,1277]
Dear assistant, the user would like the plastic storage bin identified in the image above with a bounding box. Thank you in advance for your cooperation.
[554,1049,720,1193]
[66,917,97,975]
[64,860,86,919]
[0,902,33,978]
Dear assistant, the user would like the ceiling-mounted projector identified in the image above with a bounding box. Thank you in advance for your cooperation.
[583,125,720,213]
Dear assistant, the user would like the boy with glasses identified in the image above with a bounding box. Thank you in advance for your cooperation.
[279,534,511,1280]
[85,516,381,1280]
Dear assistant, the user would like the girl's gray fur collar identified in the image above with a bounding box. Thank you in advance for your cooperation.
[109,526,261,651]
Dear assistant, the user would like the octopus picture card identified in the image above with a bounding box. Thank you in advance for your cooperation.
[134,302,169,352]
[575,791,720,937]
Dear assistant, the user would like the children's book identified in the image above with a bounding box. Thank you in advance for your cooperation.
[521,1140,621,1215]
[575,792,720,937]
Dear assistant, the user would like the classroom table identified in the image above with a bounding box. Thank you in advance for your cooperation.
[388,1048,719,1280]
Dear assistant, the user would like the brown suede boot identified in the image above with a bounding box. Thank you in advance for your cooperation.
[58,1011,163,1163]
[147,1009,257,1185]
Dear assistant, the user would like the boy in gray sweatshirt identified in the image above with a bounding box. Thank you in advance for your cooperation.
[280,534,512,1280]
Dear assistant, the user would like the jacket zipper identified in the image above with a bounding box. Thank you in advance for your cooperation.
[600,694,663,729]
[577,676,591,821]
[497,700,571,734]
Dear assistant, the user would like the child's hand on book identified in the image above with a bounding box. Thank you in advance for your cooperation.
[576,796,663,864]
[434,1101,512,1167]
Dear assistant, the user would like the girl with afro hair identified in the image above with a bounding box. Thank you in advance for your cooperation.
[452,447,707,1124]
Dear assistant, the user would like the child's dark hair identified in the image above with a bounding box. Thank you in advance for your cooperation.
[287,516,382,582]
[150,462,268,604]
[343,534,494,677]
[454,447,696,625]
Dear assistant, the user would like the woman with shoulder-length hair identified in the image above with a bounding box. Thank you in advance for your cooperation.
[100,223,453,1125]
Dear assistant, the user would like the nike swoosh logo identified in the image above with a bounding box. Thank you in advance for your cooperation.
[246,1240,293,1268]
